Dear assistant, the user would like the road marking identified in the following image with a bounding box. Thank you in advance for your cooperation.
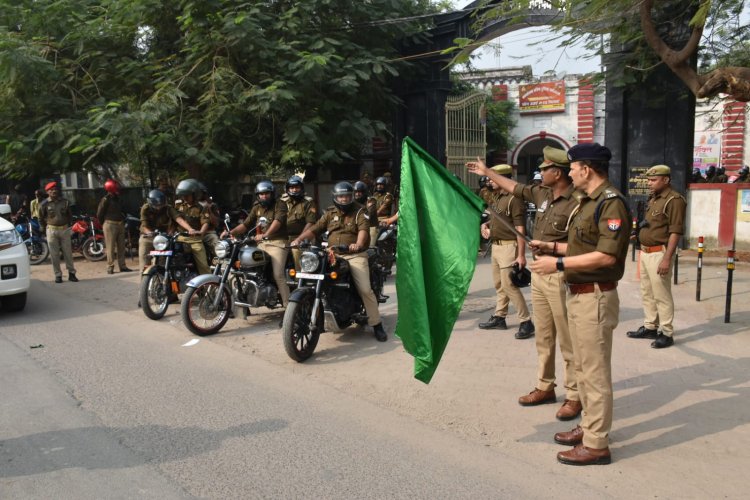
[182,339,200,347]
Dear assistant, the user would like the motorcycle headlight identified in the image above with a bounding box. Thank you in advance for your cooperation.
[153,234,169,251]
[300,251,319,273]
[215,240,230,259]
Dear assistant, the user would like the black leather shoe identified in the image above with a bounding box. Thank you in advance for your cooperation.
[54,276,63,283]
[651,333,674,349]
[68,274,79,282]
[515,320,535,339]
[120,267,134,273]
[106,268,114,275]
[627,326,658,339]
[479,315,507,330]
[377,294,389,304]
[373,323,387,342]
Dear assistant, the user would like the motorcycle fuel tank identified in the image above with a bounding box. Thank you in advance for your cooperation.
[239,246,267,268]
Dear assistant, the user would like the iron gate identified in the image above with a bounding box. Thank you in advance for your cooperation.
[445,90,487,189]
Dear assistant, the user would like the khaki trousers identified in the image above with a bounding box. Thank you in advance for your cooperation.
[342,252,381,326]
[531,272,577,400]
[203,231,219,260]
[103,220,127,270]
[259,240,290,307]
[567,286,619,449]
[369,226,379,249]
[491,242,530,321]
[47,227,76,278]
[177,235,210,275]
[639,250,675,337]
[138,235,155,272]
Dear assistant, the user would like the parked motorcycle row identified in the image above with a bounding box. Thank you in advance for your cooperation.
[139,213,397,362]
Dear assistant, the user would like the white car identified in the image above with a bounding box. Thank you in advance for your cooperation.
[0,203,30,311]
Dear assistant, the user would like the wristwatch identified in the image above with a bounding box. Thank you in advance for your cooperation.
[556,256,565,272]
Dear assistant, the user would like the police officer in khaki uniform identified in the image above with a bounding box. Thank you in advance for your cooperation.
[354,181,378,248]
[291,182,387,342]
[478,164,534,339]
[138,189,195,272]
[529,143,630,466]
[198,182,221,260]
[372,176,394,223]
[626,165,686,349]
[174,179,211,276]
[224,180,290,307]
[97,179,133,274]
[468,147,581,421]
[282,175,318,270]
[39,181,78,283]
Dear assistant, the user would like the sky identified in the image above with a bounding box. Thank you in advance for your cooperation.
[447,1,601,76]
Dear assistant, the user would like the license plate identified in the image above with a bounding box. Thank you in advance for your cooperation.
[296,272,324,280]
[150,250,173,256]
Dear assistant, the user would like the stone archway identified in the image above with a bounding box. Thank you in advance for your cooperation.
[511,133,569,184]
[395,0,695,197]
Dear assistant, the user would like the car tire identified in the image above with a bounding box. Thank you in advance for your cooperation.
[2,292,27,312]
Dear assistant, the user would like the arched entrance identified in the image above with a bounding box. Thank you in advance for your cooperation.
[511,133,569,184]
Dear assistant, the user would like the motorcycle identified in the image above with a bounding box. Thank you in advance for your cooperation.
[375,223,397,277]
[180,216,287,336]
[140,231,200,320]
[13,215,50,265]
[281,243,387,362]
[69,214,106,261]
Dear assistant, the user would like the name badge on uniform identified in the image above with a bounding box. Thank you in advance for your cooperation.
[539,200,549,212]
[607,219,622,231]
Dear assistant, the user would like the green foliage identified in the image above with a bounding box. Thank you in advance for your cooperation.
[485,99,516,154]
[0,0,439,181]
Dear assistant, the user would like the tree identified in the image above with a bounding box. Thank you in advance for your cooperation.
[472,0,750,102]
[0,0,438,181]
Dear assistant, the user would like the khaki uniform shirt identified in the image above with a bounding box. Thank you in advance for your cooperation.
[514,183,579,242]
[283,196,317,237]
[310,203,369,248]
[487,191,525,241]
[140,203,181,233]
[372,191,394,217]
[97,194,125,223]
[177,201,210,231]
[39,198,72,228]
[242,200,288,241]
[565,182,630,284]
[639,186,686,247]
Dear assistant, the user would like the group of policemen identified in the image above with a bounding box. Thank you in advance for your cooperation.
[467,143,687,466]
[137,175,394,341]
[691,164,750,183]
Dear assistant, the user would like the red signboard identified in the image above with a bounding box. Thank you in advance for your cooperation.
[518,80,566,114]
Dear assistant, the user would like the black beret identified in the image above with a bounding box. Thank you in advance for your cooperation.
[567,143,612,162]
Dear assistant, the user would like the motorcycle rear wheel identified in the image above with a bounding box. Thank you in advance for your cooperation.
[282,294,322,362]
[181,282,231,336]
[140,269,170,320]
[28,240,50,265]
[82,237,106,261]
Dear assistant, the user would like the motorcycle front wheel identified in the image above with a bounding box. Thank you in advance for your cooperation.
[82,237,106,261]
[28,240,50,265]
[282,294,322,362]
[181,282,231,336]
[140,269,170,320]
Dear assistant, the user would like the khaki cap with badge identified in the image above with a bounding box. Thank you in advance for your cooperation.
[540,146,570,169]
[645,164,671,177]
[491,164,513,175]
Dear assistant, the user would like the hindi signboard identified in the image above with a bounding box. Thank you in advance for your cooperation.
[518,80,566,114]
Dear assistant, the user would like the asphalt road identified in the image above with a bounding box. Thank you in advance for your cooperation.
[1,279,583,499]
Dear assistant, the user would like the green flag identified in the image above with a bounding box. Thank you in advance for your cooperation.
[395,137,485,384]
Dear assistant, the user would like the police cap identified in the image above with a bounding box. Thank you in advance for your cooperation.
[540,146,570,169]
[645,165,671,177]
[567,143,612,163]
[491,164,513,175]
